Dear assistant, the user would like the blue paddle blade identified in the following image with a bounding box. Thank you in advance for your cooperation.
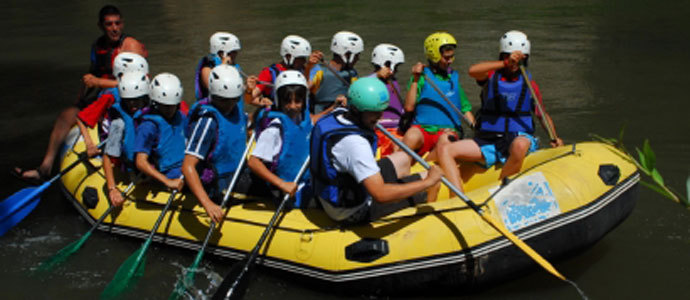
[0,186,45,236]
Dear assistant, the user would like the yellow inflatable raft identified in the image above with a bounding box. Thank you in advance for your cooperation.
[59,128,639,292]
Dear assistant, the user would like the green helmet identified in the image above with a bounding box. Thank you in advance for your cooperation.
[348,77,389,112]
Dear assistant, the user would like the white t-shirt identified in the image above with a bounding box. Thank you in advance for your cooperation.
[251,118,282,162]
[330,115,379,183]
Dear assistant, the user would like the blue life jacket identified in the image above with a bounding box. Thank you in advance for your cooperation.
[194,54,243,100]
[256,109,312,182]
[108,102,140,169]
[138,110,187,176]
[310,109,377,208]
[413,68,463,131]
[313,66,357,113]
[187,98,247,178]
[479,70,534,134]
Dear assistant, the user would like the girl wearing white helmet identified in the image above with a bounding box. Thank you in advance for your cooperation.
[438,30,563,193]
[100,71,150,206]
[248,70,314,208]
[252,35,321,99]
[133,73,187,195]
[369,43,406,156]
[183,65,250,223]
[194,31,243,100]
[309,31,363,116]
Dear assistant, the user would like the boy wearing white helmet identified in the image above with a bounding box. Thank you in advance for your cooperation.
[437,30,563,192]
[194,32,243,100]
[310,78,442,223]
[309,31,362,116]
[248,70,314,208]
[133,73,187,193]
[252,35,321,100]
[101,71,150,206]
[74,52,150,159]
[369,43,406,156]
[402,32,474,160]
[183,65,250,223]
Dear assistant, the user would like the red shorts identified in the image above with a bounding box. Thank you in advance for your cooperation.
[412,125,458,156]
[375,127,403,157]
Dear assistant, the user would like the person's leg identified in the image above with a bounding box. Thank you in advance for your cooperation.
[499,136,532,180]
[15,106,79,180]
[425,131,457,162]
[436,139,483,193]
[401,125,424,153]
[384,151,413,178]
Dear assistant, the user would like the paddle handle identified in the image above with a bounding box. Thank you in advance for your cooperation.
[238,69,274,87]
[421,73,474,129]
[219,132,257,208]
[519,65,557,142]
[222,156,311,300]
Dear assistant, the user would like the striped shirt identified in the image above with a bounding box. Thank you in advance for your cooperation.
[185,116,218,160]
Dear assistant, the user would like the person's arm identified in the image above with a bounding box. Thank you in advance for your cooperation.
[103,154,125,207]
[248,156,297,196]
[362,165,442,203]
[200,66,211,91]
[304,50,323,80]
[457,77,475,127]
[77,119,100,157]
[182,155,223,223]
[245,75,272,107]
[136,153,184,190]
[404,62,424,112]
[468,61,504,81]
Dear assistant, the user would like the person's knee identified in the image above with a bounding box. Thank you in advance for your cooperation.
[511,138,531,157]
[402,127,423,149]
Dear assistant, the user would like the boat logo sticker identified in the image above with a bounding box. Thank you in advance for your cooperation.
[491,172,561,232]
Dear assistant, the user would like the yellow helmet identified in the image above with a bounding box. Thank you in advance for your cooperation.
[424,32,457,63]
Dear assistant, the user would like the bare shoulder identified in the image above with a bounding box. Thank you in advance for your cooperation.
[121,37,148,57]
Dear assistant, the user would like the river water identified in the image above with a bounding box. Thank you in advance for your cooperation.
[1,0,689,299]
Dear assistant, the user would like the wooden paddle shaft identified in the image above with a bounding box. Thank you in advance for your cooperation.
[519,65,557,141]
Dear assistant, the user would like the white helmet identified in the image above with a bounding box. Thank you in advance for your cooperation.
[118,71,150,99]
[210,32,241,55]
[149,73,183,105]
[371,43,405,71]
[112,52,148,79]
[208,65,244,98]
[331,31,363,64]
[280,35,311,66]
[274,70,307,108]
[500,30,530,55]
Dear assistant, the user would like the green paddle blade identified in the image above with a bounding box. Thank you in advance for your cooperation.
[169,265,198,300]
[34,231,93,274]
[101,246,147,300]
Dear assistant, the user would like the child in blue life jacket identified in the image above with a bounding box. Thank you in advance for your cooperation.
[369,43,406,157]
[134,73,187,192]
[437,30,563,192]
[401,32,475,160]
[309,31,362,117]
[252,35,321,99]
[248,70,313,208]
[102,71,149,206]
[183,65,253,223]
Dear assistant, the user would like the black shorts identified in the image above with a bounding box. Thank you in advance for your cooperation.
[344,157,428,224]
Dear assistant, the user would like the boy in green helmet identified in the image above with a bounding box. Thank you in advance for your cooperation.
[310,77,442,224]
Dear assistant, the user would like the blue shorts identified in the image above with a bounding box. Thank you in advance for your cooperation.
[473,132,538,168]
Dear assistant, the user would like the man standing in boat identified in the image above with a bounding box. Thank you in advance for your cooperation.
[13,4,147,182]
[311,77,443,224]
[436,30,563,192]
